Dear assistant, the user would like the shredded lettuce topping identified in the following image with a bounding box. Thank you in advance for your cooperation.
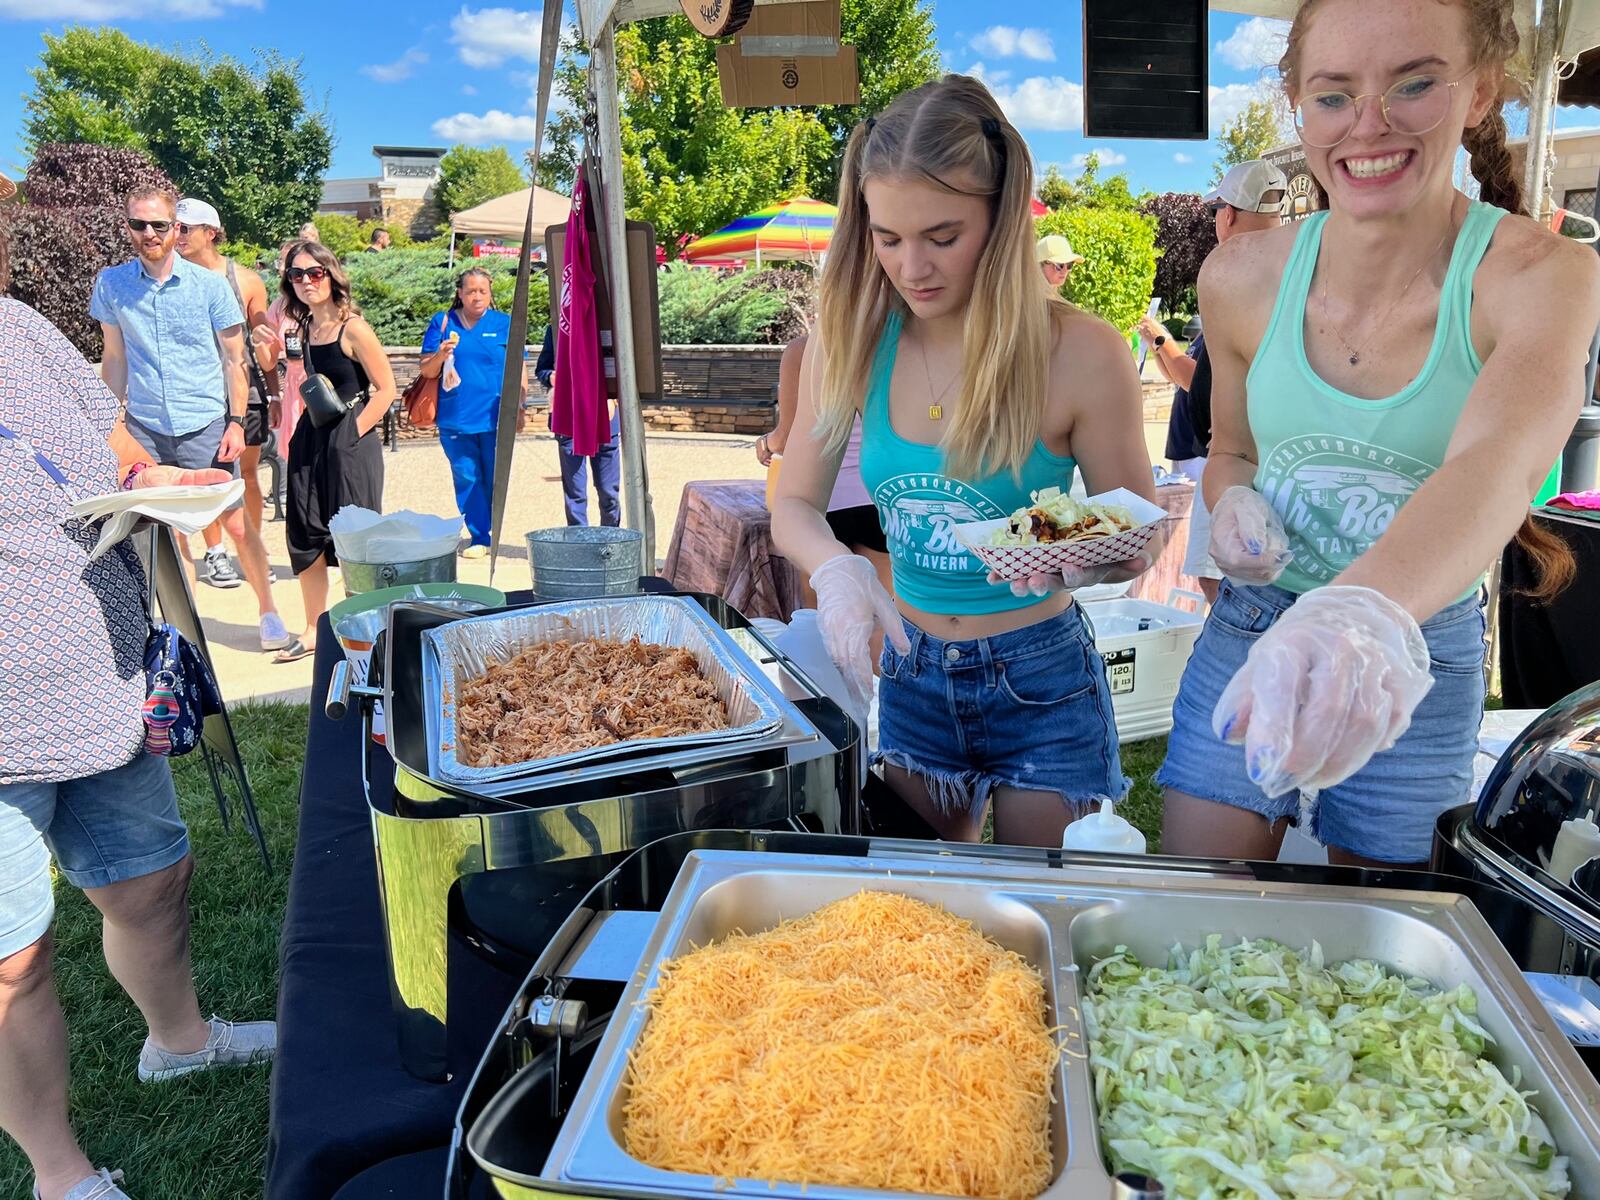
[986,487,1137,547]
[1083,936,1570,1199]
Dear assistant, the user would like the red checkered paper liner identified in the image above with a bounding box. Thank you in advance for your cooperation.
[951,488,1167,581]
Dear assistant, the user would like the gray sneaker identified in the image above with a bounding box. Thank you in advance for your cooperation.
[32,1168,129,1200]
[201,547,242,589]
[137,1016,276,1083]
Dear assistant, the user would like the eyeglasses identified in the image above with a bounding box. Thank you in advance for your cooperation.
[126,218,173,234]
[286,266,329,283]
[176,222,213,235]
[1294,73,1468,149]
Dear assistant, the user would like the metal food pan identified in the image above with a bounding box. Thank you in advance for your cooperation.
[537,849,1600,1200]
[422,596,786,786]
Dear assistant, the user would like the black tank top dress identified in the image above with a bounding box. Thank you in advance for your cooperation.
[285,320,385,574]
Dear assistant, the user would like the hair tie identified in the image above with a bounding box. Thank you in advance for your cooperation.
[864,117,876,134]
[980,116,1001,139]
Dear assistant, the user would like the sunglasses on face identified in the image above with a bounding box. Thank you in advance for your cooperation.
[176,222,214,235]
[126,218,173,234]
[286,266,329,283]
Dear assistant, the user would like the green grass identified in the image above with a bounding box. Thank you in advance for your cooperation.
[1119,735,1170,853]
[0,703,306,1200]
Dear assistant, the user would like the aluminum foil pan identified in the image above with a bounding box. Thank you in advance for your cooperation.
[421,596,787,786]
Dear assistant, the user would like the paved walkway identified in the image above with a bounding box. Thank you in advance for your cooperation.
[196,417,1176,705]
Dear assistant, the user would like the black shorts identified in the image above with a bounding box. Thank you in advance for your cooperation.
[243,401,271,448]
[824,504,887,554]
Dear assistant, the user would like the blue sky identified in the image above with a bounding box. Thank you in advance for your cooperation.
[0,2,1594,199]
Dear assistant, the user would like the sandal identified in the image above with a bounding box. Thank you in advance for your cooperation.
[273,637,314,664]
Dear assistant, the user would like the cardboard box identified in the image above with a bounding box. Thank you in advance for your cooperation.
[737,0,840,51]
[717,42,859,107]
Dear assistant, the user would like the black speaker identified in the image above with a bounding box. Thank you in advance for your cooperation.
[1083,0,1208,140]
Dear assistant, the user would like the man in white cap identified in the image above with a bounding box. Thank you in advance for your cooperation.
[1137,159,1286,604]
[1035,233,1084,292]
[163,197,290,647]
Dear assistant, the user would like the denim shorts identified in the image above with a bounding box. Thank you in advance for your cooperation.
[1157,581,1487,863]
[0,752,189,958]
[876,605,1128,819]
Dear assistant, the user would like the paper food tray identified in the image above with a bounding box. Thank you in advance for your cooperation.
[952,487,1166,579]
[422,596,786,786]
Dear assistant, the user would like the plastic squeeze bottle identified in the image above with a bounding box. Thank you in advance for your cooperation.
[1062,797,1147,854]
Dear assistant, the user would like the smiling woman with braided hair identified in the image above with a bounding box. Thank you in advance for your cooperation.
[1158,0,1600,869]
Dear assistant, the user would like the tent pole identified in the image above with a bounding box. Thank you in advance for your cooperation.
[1523,0,1562,222]
[448,227,457,268]
[591,18,656,566]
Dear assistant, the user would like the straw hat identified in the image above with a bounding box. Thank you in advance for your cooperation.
[0,169,14,202]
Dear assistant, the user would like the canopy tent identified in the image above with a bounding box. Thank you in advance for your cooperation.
[447,186,572,265]
[682,197,836,265]
[549,0,1600,566]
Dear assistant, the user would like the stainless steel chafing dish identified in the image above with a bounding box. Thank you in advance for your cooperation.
[452,836,1600,1200]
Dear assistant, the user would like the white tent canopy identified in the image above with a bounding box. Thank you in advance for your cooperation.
[449,185,572,242]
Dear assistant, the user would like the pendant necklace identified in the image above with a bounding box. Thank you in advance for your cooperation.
[1322,223,1452,367]
[917,329,960,421]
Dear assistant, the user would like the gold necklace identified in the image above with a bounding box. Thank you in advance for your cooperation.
[917,328,960,421]
[1321,223,1452,367]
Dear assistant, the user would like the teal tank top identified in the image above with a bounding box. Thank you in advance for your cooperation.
[1247,200,1506,594]
[857,312,1078,615]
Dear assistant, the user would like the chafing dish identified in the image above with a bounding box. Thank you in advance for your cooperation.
[452,834,1600,1200]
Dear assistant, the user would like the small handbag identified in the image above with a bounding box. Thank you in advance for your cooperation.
[299,319,364,428]
[401,313,447,429]
[140,620,224,757]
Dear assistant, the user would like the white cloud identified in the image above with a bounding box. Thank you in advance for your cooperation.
[1173,152,1196,164]
[451,6,544,68]
[986,75,1083,132]
[1209,81,1288,133]
[432,109,542,143]
[0,0,256,14]
[362,47,428,83]
[461,83,478,95]
[1215,17,1289,72]
[1069,148,1127,169]
[970,25,1055,62]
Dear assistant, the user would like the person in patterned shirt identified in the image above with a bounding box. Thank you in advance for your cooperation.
[0,194,275,1200]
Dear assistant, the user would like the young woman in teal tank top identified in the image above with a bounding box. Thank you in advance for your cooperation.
[1158,0,1600,869]
[771,76,1160,847]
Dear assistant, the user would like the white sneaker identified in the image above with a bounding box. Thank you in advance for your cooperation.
[201,547,242,589]
[259,612,292,651]
[137,1016,276,1083]
[33,1168,130,1200]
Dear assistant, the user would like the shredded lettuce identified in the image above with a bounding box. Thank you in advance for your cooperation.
[986,487,1136,547]
[1083,935,1570,1199]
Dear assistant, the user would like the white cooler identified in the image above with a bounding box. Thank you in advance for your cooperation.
[1080,586,1206,742]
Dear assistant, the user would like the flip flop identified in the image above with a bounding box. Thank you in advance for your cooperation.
[273,638,314,664]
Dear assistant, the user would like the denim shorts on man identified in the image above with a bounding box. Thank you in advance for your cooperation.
[876,604,1128,820]
[0,752,189,958]
[1157,580,1486,863]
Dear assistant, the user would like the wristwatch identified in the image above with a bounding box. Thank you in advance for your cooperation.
[226,414,245,428]
[1153,335,1167,347]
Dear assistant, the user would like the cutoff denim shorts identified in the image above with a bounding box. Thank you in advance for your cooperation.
[1157,581,1487,863]
[876,604,1128,820]
[0,752,189,958]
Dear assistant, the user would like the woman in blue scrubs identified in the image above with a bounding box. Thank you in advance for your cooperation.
[419,268,525,557]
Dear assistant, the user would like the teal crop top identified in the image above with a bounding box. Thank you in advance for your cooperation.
[856,312,1078,615]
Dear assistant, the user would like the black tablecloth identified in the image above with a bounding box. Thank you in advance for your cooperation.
[266,621,513,1200]
[1499,508,1600,708]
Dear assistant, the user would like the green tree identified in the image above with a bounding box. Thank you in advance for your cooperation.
[434,144,528,222]
[24,27,332,245]
[1037,206,1157,333]
[1211,99,1286,186]
[1036,154,1144,214]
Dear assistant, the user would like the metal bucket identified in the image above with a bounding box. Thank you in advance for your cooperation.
[342,552,457,597]
[526,527,643,600]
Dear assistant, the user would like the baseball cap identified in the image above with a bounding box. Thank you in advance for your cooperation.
[1036,234,1084,266]
[1203,160,1288,215]
[175,197,222,228]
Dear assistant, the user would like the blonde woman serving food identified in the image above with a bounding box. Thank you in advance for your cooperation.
[773,75,1158,847]
[1158,0,1600,868]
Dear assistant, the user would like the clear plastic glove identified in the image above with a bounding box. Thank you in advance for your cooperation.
[810,554,911,709]
[987,549,1155,598]
[1212,586,1434,798]
[1210,486,1294,584]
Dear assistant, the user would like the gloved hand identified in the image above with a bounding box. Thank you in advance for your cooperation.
[1213,586,1434,798]
[988,549,1155,598]
[811,554,911,708]
[1210,486,1293,585]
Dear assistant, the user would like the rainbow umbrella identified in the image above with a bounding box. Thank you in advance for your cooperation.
[681,197,836,267]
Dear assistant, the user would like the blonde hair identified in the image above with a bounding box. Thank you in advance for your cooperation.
[817,74,1066,480]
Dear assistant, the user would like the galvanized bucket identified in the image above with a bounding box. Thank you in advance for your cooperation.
[342,551,457,597]
[526,527,643,600]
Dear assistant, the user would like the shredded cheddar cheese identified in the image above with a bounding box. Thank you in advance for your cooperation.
[622,891,1059,1199]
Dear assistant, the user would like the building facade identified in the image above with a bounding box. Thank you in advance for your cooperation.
[318,145,447,238]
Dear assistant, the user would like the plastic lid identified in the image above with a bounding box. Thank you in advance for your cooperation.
[1062,798,1147,854]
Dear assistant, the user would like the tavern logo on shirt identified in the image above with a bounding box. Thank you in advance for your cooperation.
[873,473,1006,574]
[1257,434,1433,583]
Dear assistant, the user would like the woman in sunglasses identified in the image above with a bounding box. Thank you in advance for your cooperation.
[269,242,394,662]
[1158,0,1600,871]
